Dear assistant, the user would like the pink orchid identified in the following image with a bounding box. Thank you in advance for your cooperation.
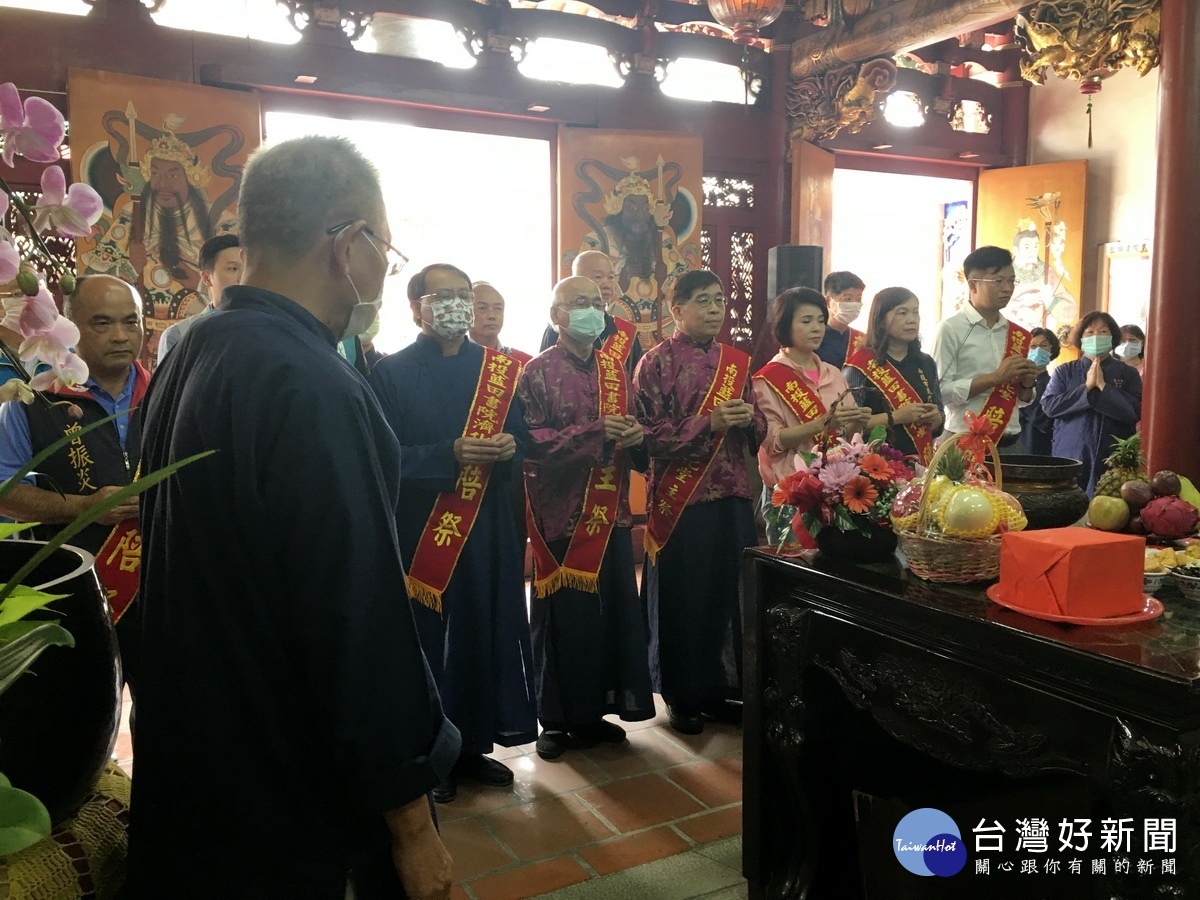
[0,82,65,167]
[28,351,88,393]
[0,236,17,284]
[32,166,103,238]
[16,284,58,335]
[19,315,81,368]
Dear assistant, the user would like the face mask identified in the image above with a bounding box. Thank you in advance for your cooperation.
[1081,335,1113,358]
[1115,341,1142,360]
[1027,347,1051,368]
[832,301,862,326]
[342,271,383,341]
[565,307,606,344]
[428,298,474,341]
[358,301,382,342]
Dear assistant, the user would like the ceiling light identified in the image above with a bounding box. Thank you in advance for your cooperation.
[294,74,318,84]
[872,144,893,150]
[957,151,980,159]
[527,104,550,113]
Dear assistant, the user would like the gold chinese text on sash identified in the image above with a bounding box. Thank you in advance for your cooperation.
[406,348,521,612]
[527,350,628,597]
[97,520,140,624]
[752,360,829,430]
[644,345,750,563]
[844,348,935,466]
[977,322,1031,442]
[848,327,867,358]
[600,317,636,367]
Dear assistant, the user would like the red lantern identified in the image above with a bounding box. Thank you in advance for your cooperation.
[708,0,786,45]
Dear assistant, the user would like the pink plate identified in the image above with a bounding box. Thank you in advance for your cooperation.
[986,585,1164,626]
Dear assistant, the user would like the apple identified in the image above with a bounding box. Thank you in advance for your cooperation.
[1089,495,1131,532]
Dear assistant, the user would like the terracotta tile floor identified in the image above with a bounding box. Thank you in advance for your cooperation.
[115,688,745,898]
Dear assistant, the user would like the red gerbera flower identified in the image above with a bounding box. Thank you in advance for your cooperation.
[842,475,878,514]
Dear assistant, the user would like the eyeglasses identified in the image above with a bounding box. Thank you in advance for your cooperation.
[420,289,475,306]
[687,296,726,310]
[327,220,409,277]
[970,277,1016,287]
[554,296,606,311]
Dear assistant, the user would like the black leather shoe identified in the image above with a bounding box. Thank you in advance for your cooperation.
[667,706,704,735]
[432,776,457,804]
[455,754,514,787]
[537,729,597,760]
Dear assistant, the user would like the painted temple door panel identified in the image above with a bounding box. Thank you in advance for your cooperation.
[977,160,1088,344]
[790,140,834,274]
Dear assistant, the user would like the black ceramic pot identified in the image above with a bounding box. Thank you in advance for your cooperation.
[816,525,899,564]
[984,455,1090,531]
[0,541,121,825]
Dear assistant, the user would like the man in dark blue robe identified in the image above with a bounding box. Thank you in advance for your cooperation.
[371,263,537,804]
[131,136,458,898]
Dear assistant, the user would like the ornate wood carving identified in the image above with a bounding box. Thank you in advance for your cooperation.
[278,0,372,46]
[786,57,897,144]
[1018,0,1161,84]
[815,646,1086,779]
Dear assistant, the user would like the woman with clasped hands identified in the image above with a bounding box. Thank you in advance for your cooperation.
[1039,311,1142,496]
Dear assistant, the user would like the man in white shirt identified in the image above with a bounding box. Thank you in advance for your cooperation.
[156,234,243,362]
[930,246,1038,454]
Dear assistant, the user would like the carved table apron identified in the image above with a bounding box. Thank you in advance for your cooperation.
[742,549,1200,900]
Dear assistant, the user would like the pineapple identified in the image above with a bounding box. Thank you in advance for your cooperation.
[1095,434,1146,498]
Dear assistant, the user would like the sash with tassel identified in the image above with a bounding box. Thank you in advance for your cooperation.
[405,347,521,611]
[527,349,628,597]
[975,321,1032,442]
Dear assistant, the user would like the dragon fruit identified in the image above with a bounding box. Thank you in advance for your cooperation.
[1141,496,1200,539]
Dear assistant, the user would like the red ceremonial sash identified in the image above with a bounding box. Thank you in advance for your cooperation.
[405,347,521,611]
[527,350,628,598]
[600,317,637,367]
[847,327,867,359]
[844,348,935,466]
[97,519,140,624]
[644,345,750,562]
[976,321,1032,441]
[751,361,828,427]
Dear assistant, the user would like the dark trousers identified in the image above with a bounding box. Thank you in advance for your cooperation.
[643,497,755,712]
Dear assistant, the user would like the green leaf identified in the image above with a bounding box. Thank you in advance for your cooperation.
[832,505,857,531]
[0,449,215,608]
[0,621,75,696]
[0,782,52,856]
[0,522,36,540]
[868,425,888,444]
[0,585,68,628]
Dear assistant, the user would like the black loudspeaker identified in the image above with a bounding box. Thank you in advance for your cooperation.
[767,245,823,300]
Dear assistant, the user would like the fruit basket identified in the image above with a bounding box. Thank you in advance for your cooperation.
[893,433,1027,583]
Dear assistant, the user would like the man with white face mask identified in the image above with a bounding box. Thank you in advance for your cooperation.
[815,270,867,369]
[370,263,537,805]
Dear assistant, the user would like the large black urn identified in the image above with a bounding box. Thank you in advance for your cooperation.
[985,455,1091,530]
[0,541,121,824]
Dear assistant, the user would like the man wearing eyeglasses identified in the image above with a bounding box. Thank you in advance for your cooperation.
[132,136,458,899]
[633,269,765,736]
[931,245,1038,454]
[540,250,644,379]
[518,275,655,760]
[370,263,537,805]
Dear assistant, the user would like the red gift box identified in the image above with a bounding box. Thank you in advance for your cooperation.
[996,528,1144,618]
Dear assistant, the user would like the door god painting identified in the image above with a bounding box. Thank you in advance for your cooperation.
[559,129,702,350]
[68,68,260,367]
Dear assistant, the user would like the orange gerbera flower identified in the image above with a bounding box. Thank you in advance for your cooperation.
[860,453,892,482]
[842,475,878,514]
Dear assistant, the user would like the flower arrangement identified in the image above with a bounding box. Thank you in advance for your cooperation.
[767,426,916,549]
[0,82,208,854]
